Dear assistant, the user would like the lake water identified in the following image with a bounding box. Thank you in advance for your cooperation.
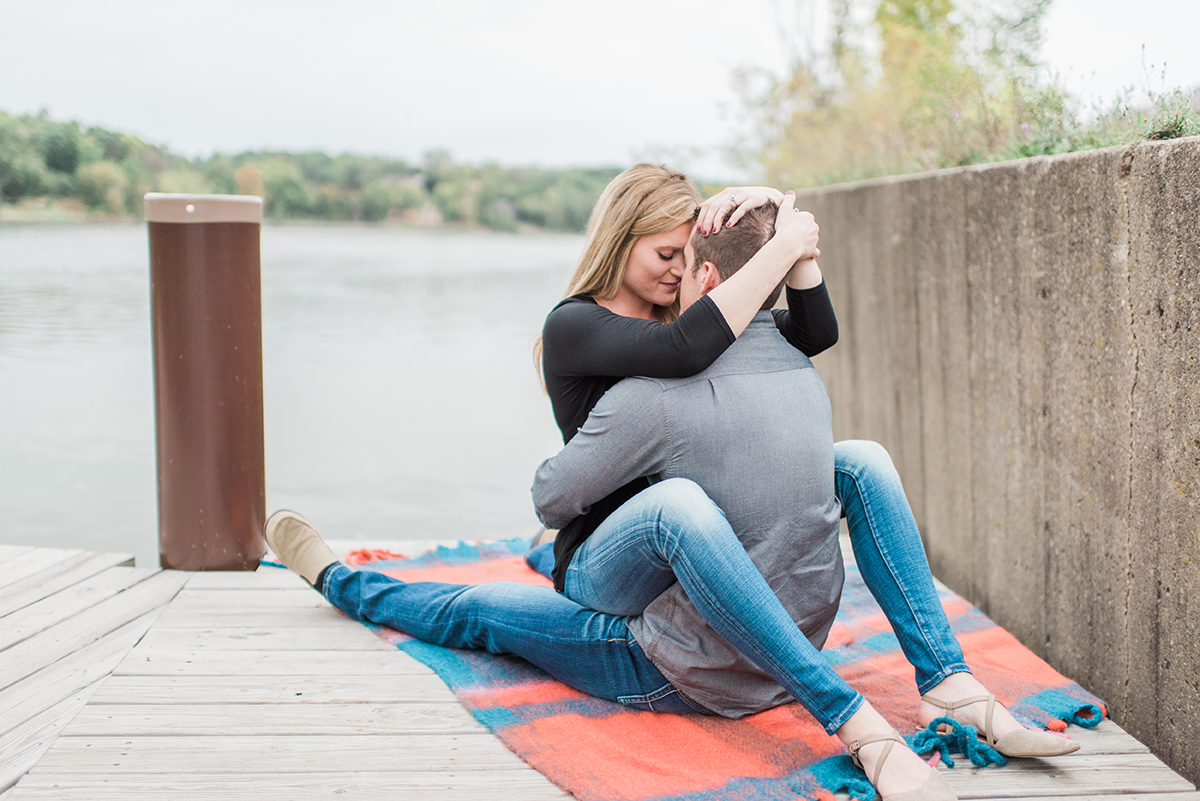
[0,223,582,568]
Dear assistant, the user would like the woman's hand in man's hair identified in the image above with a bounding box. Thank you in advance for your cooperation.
[697,186,784,236]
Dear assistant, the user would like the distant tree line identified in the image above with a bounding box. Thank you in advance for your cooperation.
[0,109,621,231]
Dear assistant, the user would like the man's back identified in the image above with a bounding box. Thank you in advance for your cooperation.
[533,311,843,717]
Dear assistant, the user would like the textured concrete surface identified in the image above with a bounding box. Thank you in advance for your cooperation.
[799,135,1200,785]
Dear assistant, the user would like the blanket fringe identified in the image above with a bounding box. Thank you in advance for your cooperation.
[806,755,877,801]
[910,717,1007,768]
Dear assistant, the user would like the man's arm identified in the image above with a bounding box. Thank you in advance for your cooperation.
[531,379,670,529]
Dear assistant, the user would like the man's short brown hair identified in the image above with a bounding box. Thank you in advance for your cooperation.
[690,202,785,310]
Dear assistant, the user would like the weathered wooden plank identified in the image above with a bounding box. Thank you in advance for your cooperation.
[0,552,135,618]
[66,702,484,736]
[135,625,393,652]
[184,569,310,590]
[87,673,458,705]
[942,752,1195,797]
[167,588,330,610]
[153,606,348,628]
[0,610,163,738]
[0,567,159,651]
[5,770,572,800]
[0,550,84,591]
[1008,796,1200,801]
[113,648,431,677]
[0,680,102,795]
[29,734,532,774]
[24,740,1191,796]
[1051,719,1151,755]
[0,571,190,690]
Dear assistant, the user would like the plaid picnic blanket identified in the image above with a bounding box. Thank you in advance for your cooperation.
[346,539,1106,801]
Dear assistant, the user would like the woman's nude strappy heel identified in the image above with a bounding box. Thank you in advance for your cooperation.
[848,731,956,801]
[920,692,1081,758]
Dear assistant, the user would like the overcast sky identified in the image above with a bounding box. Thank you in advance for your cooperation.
[1,0,1197,182]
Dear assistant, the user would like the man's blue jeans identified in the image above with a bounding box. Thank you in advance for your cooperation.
[321,564,706,714]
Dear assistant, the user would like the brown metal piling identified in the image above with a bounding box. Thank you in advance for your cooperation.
[145,193,266,570]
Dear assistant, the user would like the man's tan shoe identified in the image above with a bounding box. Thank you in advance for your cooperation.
[531,527,559,548]
[264,510,339,588]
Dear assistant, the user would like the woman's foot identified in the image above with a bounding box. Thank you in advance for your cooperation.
[264,510,340,588]
[839,705,953,799]
[919,673,1079,757]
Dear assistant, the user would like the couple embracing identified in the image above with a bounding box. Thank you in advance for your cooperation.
[267,165,1079,801]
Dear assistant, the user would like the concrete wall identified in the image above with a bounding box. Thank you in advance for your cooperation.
[799,136,1200,783]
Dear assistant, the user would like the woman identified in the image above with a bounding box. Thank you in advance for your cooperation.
[535,164,832,591]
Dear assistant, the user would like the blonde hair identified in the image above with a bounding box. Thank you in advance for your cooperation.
[535,164,701,380]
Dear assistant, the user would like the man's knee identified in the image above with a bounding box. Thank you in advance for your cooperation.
[834,440,896,479]
[648,477,721,515]
[644,477,729,539]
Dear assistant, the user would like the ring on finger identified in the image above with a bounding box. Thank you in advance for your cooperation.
[729,195,737,205]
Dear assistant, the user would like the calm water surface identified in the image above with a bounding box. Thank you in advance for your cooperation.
[0,223,581,567]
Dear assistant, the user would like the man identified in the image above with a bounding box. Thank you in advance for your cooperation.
[529,200,845,720]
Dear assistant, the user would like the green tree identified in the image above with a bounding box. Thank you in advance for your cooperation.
[313,184,350,220]
[159,168,212,194]
[360,184,393,222]
[77,161,129,213]
[41,123,81,174]
[0,114,48,208]
[259,159,312,218]
[481,198,518,232]
[87,126,131,162]
[201,155,238,194]
[389,180,429,213]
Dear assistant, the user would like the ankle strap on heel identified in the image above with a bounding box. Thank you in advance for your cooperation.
[922,692,998,746]
[848,731,905,787]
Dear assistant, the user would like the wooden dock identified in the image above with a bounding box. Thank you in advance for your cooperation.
[2,542,1197,800]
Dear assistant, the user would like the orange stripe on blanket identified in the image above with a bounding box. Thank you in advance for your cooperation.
[835,650,923,725]
[382,556,553,587]
[941,596,974,617]
[827,596,973,649]
[461,679,589,709]
[743,704,843,755]
[504,713,783,801]
[958,627,1073,694]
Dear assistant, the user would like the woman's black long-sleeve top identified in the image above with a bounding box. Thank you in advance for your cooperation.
[540,282,839,590]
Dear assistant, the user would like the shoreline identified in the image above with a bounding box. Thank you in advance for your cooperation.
[0,201,568,234]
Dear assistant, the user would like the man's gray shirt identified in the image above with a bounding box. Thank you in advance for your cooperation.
[531,312,843,718]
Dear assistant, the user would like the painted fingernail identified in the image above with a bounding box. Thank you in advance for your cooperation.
[696,225,703,233]
[711,226,718,234]
[786,190,795,196]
